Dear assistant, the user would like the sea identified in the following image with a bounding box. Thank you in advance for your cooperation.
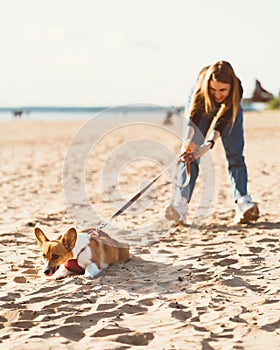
[0,102,267,122]
[0,105,173,122]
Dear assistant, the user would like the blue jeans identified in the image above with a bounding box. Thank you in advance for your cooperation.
[178,107,248,202]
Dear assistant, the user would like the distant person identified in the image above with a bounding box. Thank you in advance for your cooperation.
[165,60,259,225]
[163,106,182,125]
[12,109,23,119]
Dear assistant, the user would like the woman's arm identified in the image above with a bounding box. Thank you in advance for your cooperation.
[191,129,220,160]
[183,125,195,147]
[207,129,220,147]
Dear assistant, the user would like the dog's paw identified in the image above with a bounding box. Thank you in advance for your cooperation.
[52,265,72,280]
[84,271,95,278]
[84,263,101,278]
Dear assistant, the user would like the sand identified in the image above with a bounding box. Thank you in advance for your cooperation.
[0,111,279,349]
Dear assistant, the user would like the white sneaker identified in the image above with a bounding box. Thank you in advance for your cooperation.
[165,197,188,225]
[234,195,259,224]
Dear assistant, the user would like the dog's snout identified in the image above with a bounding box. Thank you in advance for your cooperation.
[43,264,58,276]
[44,267,52,275]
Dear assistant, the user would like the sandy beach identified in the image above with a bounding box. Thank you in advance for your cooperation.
[0,110,279,349]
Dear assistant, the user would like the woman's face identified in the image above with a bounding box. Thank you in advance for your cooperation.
[209,80,231,104]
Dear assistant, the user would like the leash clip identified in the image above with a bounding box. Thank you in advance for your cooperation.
[96,221,107,233]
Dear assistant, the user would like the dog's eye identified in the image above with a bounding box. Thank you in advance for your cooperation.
[43,254,47,259]
[52,254,59,260]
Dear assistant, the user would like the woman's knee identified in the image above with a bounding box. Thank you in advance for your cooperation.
[227,154,246,168]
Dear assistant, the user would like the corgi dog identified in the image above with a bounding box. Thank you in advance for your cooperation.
[34,227,130,279]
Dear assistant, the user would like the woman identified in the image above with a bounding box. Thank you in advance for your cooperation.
[165,60,259,225]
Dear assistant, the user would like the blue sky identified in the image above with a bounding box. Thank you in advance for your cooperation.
[0,0,279,106]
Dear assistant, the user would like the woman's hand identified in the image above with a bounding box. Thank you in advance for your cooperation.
[180,141,212,163]
[185,140,197,153]
[193,142,211,159]
[180,140,197,162]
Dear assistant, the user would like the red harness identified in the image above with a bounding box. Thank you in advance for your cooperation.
[64,229,98,274]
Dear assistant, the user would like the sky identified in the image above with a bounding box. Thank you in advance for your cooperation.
[0,0,279,107]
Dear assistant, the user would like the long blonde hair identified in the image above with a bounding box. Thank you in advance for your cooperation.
[189,61,241,125]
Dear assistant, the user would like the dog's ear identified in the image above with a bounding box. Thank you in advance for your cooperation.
[62,228,77,251]
[34,227,49,247]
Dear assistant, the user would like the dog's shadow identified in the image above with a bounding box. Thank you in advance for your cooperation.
[38,253,197,302]
[93,254,195,295]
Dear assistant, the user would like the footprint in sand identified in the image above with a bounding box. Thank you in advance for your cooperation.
[19,259,35,268]
[118,303,148,315]
[22,268,39,275]
[7,320,35,330]
[169,302,192,321]
[171,309,192,321]
[213,258,239,267]
[92,326,133,337]
[0,309,36,331]
[18,310,38,321]
[0,292,21,302]
[115,331,154,346]
[0,310,20,322]
[96,302,118,311]
[138,298,154,306]
[13,276,27,283]
[53,324,86,342]
[248,246,264,254]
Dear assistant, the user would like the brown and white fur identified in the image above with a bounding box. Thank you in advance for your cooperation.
[34,227,130,279]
